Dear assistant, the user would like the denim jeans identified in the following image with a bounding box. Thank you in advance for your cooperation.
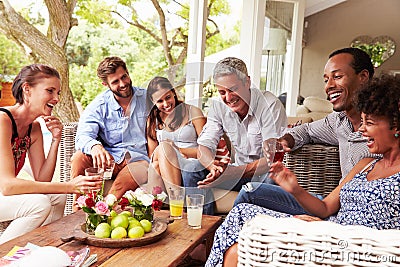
[181,168,215,215]
[233,182,324,215]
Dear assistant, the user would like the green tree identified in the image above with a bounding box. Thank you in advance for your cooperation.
[0,0,80,121]
[77,0,233,82]
[0,34,30,78]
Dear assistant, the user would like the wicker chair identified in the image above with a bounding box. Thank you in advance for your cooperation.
[283,144,341,197]
[236,145,400,266]
[238,215,400,266]
[59,122,79,216]
[0,122,78,236]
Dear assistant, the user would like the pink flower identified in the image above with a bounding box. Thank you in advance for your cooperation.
[95,201,110,216]
[152,186,163,195]
[76,195,87,208]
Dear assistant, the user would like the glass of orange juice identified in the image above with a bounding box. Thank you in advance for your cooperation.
[167,186,185,219]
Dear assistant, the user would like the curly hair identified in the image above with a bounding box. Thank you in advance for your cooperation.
[356,75,400,129]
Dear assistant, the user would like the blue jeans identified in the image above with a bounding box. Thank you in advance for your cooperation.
[233,182,323,215]
[181,169,215,215]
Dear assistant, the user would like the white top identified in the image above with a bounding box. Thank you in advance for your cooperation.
[197,88,287,166]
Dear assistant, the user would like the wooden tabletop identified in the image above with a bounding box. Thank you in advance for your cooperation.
[0,210,222,266]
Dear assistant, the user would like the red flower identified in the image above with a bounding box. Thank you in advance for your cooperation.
[119,197,129,210]
[85,197,96,209]
[152,199,163,211]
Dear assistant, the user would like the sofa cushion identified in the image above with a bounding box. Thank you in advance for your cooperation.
[303,96,333,113]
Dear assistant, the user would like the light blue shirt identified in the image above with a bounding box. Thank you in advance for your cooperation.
[75,86,149,164]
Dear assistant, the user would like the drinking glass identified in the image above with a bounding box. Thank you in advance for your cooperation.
[84,167,104,195]
[167,186,185,219]
[263,139,286,163]
[103,160,115,180]
[186,194,204,229]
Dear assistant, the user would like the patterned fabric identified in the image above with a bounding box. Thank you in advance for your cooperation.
[205,203,291,267]
[329,158,400,229]
[0,108,32,175]
[206,158,400,267]
[288,111,379,182]
[12,135,31,175]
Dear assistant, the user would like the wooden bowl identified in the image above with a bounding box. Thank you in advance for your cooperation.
[61,218,168,248]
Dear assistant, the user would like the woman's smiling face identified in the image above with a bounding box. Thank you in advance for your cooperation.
[359,113,396,154]
[151,88,176,115]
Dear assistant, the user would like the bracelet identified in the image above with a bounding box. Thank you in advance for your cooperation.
[51,138,60,143]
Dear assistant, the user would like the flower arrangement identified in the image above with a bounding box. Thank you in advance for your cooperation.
[77,186,167,234]
[77,192,118,233]
[119,186,167,221]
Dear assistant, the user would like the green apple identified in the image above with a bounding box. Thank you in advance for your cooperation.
[94,223,111,238]
[120,210,132,218]
[128,218,141,230]
[111,226,127,239]
[110,210,118,218]
[128,226,145,238]
[140,219,152,233]
[110,214,129,229]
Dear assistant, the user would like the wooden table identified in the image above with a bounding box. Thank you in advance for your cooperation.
[0,210,222,266]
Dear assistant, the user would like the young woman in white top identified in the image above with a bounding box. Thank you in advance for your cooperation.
[146,76,207,188]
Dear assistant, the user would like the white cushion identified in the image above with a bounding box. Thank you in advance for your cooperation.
[303,96,333,113]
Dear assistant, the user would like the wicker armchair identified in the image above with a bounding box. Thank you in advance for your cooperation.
[59,122,78,215]
[283,144,341,197]
[236,145,400,266]
[238,215,400,266]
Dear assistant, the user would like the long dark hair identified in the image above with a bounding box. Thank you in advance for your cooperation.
[146,76,186,141]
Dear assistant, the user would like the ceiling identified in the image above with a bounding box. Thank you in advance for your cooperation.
[305,0,347,17]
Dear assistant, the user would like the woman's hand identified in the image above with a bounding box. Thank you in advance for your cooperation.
[42,115,63,141]
[293,214,322,222]
[269,161,300,194]
[70,174,103,194]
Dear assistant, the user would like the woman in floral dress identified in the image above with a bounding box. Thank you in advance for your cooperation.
[206,75,400,267]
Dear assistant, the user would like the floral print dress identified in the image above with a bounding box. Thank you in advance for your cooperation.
[0,108,32,175]
[206,158,400,266]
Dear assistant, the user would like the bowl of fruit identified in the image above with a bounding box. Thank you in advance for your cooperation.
[61,211,169,248]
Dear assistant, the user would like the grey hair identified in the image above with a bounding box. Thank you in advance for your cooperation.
[213,57,248,85]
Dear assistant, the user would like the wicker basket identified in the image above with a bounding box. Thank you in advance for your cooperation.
[283,144,341,197]
[238,215,400,266]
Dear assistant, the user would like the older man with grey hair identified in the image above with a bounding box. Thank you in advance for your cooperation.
[197,56,287,191]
